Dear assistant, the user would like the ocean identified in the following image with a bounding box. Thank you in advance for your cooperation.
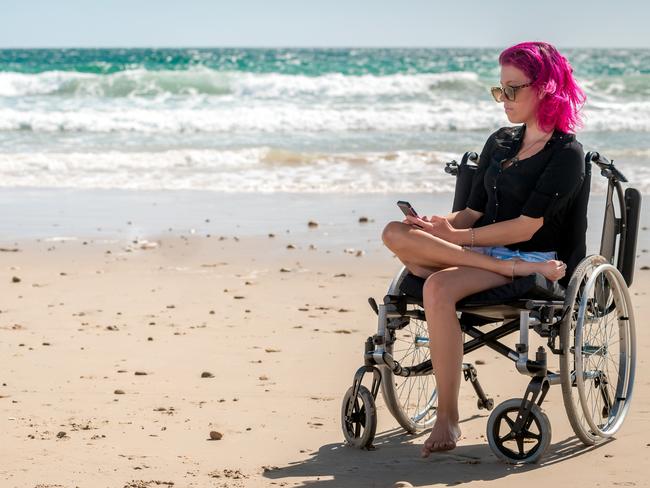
[1,48,649,194]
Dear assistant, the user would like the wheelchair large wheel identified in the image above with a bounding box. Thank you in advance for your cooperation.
[560,255,636,445]
[382,269,438,433]
[486,398,552,464]
[341,385,377,449]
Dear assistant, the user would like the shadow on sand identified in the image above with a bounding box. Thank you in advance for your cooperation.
[263,426,612,487]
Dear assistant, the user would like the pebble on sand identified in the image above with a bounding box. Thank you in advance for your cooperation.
[209,431,223,440]
[308,220,318,228]
[201,371,215,378]
[114,389,125,395]
[11,276,21,283]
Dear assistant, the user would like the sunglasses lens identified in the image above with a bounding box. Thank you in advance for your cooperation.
[504,86,515,101]
[491,87,503,102]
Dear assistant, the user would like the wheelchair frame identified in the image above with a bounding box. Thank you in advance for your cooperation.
[341,150,641,463]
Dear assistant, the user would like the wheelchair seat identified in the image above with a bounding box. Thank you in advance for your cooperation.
[399,271,565,319]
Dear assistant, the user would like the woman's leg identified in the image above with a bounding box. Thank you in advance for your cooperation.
[382,221,565,281]
[420,266,511,456]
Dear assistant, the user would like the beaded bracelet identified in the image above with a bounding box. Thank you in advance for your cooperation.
[469,228,475,249]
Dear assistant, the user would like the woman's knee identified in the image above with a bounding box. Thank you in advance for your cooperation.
[423,272,461,306]
[381,221,408,249]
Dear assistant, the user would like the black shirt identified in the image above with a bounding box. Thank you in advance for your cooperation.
[466,124,585,253]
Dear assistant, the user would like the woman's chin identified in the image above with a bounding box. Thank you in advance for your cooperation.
[505,112,520,124]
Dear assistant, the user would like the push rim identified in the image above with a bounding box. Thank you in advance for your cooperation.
[574,263,636,438]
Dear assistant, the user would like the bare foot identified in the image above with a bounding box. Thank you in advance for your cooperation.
[514,259,566,282]
[420,419,461,457]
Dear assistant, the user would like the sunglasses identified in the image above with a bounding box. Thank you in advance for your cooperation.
[490,82,533,102]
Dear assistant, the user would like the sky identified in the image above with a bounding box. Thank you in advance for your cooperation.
[0,0,648,49]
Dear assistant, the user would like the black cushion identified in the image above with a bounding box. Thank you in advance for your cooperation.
[399,272,565,306]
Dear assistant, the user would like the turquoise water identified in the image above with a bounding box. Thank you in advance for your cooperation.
[0,48,648,193]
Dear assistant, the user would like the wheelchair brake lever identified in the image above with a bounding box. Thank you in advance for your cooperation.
[367,297,379,316]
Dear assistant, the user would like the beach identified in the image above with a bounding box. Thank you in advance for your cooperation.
[1,46,650,487]
[1,189,650,487]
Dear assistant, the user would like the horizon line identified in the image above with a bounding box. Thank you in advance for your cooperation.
[1,45,647,50]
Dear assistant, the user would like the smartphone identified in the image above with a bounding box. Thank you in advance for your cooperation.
[397,200,419,218]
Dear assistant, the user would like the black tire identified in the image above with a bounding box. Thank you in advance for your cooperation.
[341,385,377,449]
[486,398,552,464]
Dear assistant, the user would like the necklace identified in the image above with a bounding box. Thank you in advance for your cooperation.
[502,132,552,168]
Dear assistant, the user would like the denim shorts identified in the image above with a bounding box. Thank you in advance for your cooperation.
[466,246,557,263]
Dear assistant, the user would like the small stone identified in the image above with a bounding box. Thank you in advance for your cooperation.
[286,244,296,249]
[358,216,369,223]
[11,276,21,283]
[114,389,125,395]
[265,348,280,353]
[641,266,650,270]
[308,220,318,228]
[134,371,147,376]
[201,371,214,378]
[209,431,223,440]
[259,375,269,381]
[475,359,486,365]
[268,233,275,238]
[279,268,291,273]
[56,431,67,439]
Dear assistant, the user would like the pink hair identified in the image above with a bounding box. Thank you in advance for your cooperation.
[499,42,586,133]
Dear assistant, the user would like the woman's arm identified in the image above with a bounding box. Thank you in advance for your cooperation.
[445,208,483,229]
[454,215,543,246]
[404,213,543,246]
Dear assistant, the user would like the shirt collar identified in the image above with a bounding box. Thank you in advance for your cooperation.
[513,124,574,147]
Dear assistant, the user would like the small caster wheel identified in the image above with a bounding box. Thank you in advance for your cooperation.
[486,398,552,464]
[341,385,377,449]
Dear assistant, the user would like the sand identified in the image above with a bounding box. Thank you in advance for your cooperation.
[1,203,650,487]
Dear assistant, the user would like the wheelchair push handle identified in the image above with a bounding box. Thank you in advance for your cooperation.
[445,151,479,176]
[587,151,628,183]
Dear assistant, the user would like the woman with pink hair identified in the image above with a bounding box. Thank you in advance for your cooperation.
[381,41,587,456]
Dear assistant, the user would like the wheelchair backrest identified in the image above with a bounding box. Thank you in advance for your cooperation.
[591,151,642,287]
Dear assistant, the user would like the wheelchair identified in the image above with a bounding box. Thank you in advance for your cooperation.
[340,149,641,463]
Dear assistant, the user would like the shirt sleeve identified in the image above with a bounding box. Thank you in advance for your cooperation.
[466,130,499,213]
[521,142,585,220]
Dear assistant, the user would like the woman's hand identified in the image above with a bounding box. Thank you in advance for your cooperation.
[403,215,459,243]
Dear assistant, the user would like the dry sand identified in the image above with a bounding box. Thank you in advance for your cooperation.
[1,228,650,488]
